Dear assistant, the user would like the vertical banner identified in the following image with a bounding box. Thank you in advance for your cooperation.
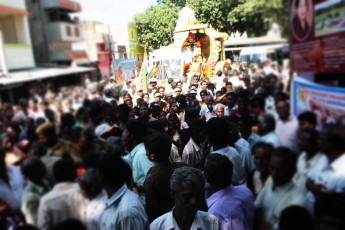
[292,76,345,127]
[290,0,345,73]
[141,47,148,92]
[112,58,138,85]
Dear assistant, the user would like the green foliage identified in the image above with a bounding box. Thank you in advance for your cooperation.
[132,2,179,51]
[157,0,186,7]
[186,0,288,37]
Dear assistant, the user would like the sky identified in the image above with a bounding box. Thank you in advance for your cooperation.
[74,0,157,24]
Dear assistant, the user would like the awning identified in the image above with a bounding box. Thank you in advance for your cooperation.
[0,4,30,16]
[0,66,95,86]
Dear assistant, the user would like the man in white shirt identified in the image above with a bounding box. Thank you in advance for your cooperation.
[255,147,307,229]
[205,117,246,185]
[293,129,323,194]
[38,158,88,230]
[150,167,219,230]
[200,96,216,121]
[258,114,282,148]
[275,100,299,153]
[306,124,345,212]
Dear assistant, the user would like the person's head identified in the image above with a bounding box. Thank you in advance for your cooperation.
[189,90,197,100]
[174,88,181,96]
[207,83,215,92]
[199,90,207,102]
[78,168,102,200]
[139,103,150,117]
[225,82,233,92]
[298,128,319,154]
[204,154,232,191]
[270,147,297,187]
[170,166,205,217]
[176,81,183,89]
[279,206,314,230]
[52,219,86,230]
[237,90,250,112]
[189,119,206,144]
[315,193,345,230]
[158,86,165,97]
[169,101,179,114]
[297,111,317,131]
[185,106,200,124]
[122,119,148,151]
[238,114,253,138]
[167,113,180,131]
[200,81,208,90]
[98,154,127,191]
[188,32,195,43]
[143,93,150,103]
[144,132,171,162]
[22,156,47,185]
[251,94,266,114]
[192,75,199,84]
[36,122,57,147]
[124,99,133,109]
[253,142,274,174]
[205,95,214,111]
[318,124,345,157]
[154,93,162,102]
[258,114,276,136]
[137,89,143,98]
[215,103,224,118]
[276,100,290,121]
[206,117,229,148]
[296,0,308,23]
[226,91,237,108]
[53,157,76,183]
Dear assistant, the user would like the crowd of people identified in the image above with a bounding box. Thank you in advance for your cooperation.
[0,61,344,230]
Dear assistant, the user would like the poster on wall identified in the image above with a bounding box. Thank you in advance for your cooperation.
[292,76,345,128]
[112,58,138,84]
[291,0,345,73]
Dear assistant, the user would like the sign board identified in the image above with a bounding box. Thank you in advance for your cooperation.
[292,76,345,128]
[112,58,138,84]
[291,0,345,73]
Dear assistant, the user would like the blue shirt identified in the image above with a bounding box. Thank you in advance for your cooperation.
[207,184,255,230]
[101,184,149,230]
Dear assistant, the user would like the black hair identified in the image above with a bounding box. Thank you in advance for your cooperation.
[279,206,314,230]
[184,106,200,124]
[125,119,148,142]
[251,94,266,110]
[98,154,127,188]
[204,154,233,189]
[53,157,76,182]
[199,90,207,96]
[189,119,206,136]
[252,142,274,156]
[52,219,86,230]
[144,132,171,162]
[297,111,317,125]
[206,118,229,147]
[272,147,297,175]
[323,124,345,152]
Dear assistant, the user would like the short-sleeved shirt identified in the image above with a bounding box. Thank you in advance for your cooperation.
[150,209,219,230]
[182,138,202,168]
[254,181,307,229]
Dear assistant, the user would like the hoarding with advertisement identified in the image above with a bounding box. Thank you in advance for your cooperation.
[291,0,345,73]
[112,58,138,85]
[292,76,345,129]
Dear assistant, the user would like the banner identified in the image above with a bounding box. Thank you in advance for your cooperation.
[112,58,138,85]
[292,76,345,127]
[290,0,345,73]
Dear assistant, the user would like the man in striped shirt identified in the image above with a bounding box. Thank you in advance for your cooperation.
[182,120,207,169]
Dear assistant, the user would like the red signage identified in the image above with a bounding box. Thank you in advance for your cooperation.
[59,0,82,12]
[291,0,345,73]
[66,51,89,60]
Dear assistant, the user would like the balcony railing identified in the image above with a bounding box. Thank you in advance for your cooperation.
[0,44,35,71]
[41,0,82,13]
[45,22,84,42]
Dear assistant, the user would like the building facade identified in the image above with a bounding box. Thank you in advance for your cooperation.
[0,0,35,73]
[26,0,88,65]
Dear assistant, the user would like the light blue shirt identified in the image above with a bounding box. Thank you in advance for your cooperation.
[101,184,149,230]
[260,132,282,148]
[247,132,261,149]
[124,143,154,187]
[150,208,219,230]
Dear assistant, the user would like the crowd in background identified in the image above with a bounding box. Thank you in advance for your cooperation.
[0,60,344,230]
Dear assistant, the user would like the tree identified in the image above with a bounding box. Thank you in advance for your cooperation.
[186,0,288,37]
[131,2,179,50]
[157,0,186,7]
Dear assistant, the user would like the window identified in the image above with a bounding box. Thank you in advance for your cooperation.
[66,26,71,36]
[75,27,80,37]
[0,15,18,43]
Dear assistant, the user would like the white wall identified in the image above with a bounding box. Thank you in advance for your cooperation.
[0,0,26,10]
